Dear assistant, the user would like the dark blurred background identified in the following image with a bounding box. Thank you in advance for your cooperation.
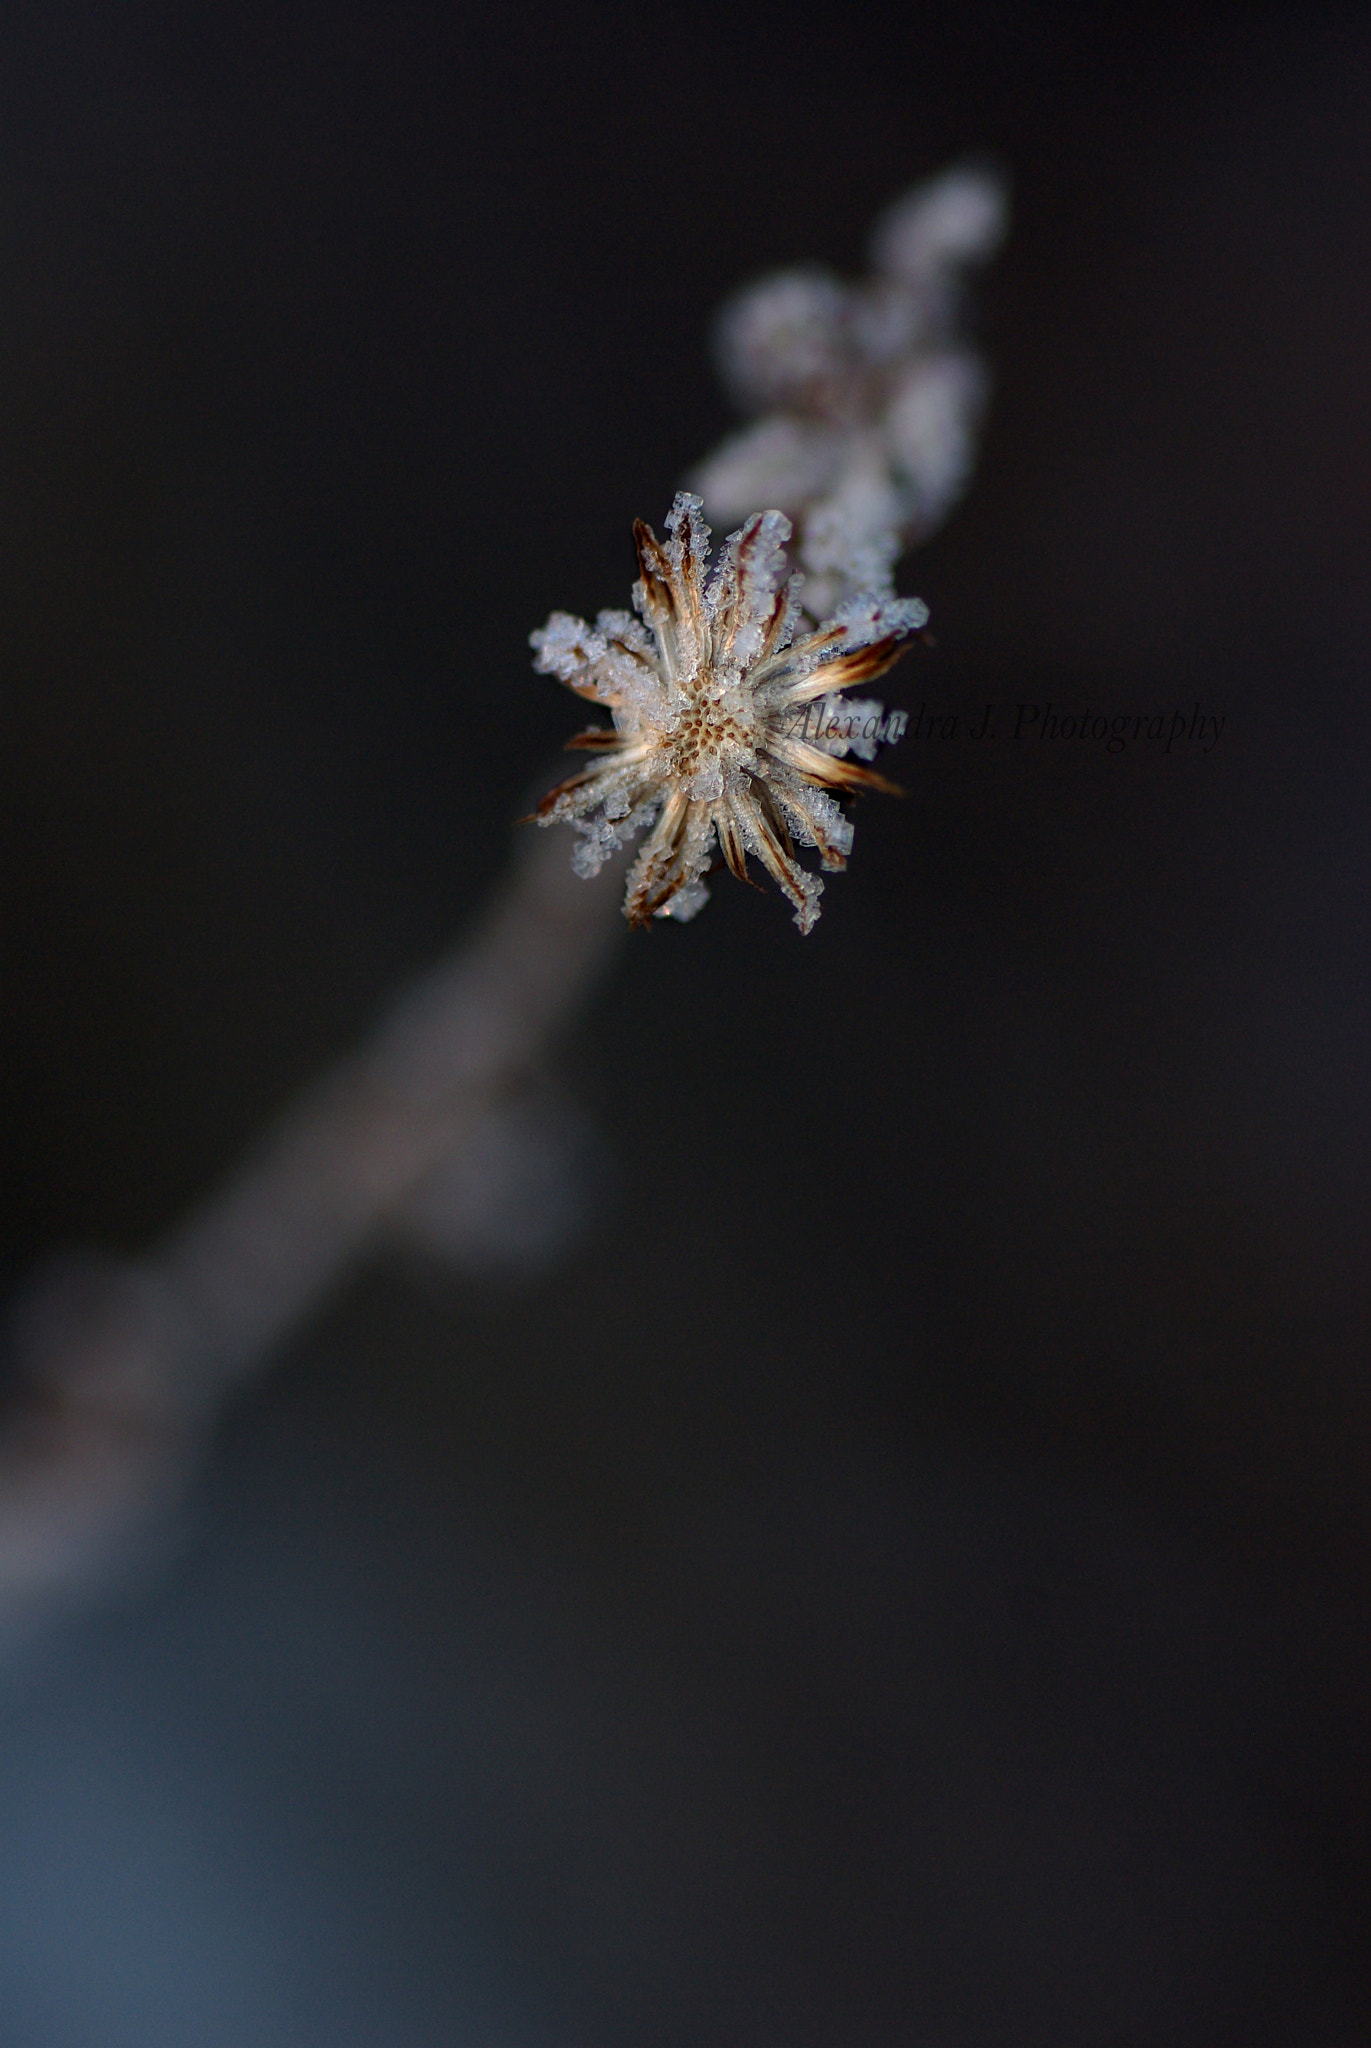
[2,2,1370,2042]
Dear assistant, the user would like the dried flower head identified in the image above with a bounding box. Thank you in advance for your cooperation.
[530,492,926,932]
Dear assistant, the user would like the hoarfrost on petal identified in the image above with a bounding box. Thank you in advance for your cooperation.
[564,784,661,875]
[593,608,655,657]
[842,699,887,762]
[570,820,619,877]
[530,611,603,682]
[705,507,794,666]
[804,695,887,761]
[735,797,826,932]
[789,871,824,934]
[777,780,855,860]
[830,590,930,643]
[664,491,711,576]
[686,759,725,803]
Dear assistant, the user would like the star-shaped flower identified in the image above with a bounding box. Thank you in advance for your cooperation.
[529,493,926,932]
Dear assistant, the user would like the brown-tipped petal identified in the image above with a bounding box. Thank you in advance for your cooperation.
[633,517,672,588]
[632,518,677,642]
[636,871,695,922]
[774,786,851,870]
[564,678,622,707]
[772,736,907,797]
[778,634,914,706]
[526,765,612,819]
[716,799,761,888]
[754,621,844,692]
[751,777,797,861]
[756,577,800,664]
[741,791,822,929]
[817,756,907,798]
[711,513,776,662]
[563,727,626,751]
[601,630,661,690]
[666,503,709,673]
[623,791,691,928]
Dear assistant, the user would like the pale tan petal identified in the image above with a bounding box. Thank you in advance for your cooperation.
[663,494,710,678]
[562,727,628,752]
[526,748,656,823]
[769,733,906,796]
[715,794,762,888]
[767,631,914,706]
[623,792,694,926]
[705,510,792,666]
[633,518,678,656]
[736,785,824,932]
[770,779,854,870]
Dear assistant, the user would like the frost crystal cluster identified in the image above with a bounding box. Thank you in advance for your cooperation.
[692,164,1006,614]
[530,493,926,932]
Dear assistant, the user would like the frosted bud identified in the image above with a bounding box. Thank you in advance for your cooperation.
[712,268,851,414]
[869,165,1009,284]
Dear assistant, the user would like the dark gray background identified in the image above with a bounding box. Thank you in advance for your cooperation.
[2,3,1369,2041]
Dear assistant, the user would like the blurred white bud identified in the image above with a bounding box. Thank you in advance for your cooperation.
[713,267,851,414]
[868,162,1010,283]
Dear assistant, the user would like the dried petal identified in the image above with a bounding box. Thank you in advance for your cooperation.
[530,497,922,931]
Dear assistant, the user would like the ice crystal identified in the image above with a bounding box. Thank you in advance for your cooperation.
[530,493,926,932]
[693,163,1006,614]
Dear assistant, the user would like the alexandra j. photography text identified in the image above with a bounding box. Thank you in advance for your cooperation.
[852,699,1227,752]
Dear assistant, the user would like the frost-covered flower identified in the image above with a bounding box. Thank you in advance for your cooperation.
[692,164,1007,615]
[530,493,926,932]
